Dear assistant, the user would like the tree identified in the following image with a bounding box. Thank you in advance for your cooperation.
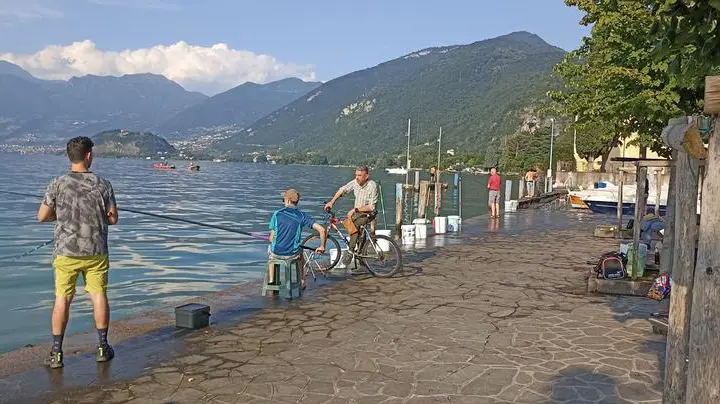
[550,0,686,170]
[647,0,720,108]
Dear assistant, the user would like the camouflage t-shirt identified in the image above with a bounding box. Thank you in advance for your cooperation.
[43,172,116,257]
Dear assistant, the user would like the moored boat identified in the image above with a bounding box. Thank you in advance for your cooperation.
[153,163,175,170]
[385,167,408,175]
[584,200,668,216]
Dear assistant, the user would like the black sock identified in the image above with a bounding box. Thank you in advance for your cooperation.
[51,334,63,354]
[97,328,109,348]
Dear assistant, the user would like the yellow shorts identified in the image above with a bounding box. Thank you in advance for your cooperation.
[53,255,109,297]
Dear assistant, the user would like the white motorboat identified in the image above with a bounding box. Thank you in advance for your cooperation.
[385,167,408,175]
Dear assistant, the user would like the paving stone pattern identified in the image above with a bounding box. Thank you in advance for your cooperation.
[49,221,667,403]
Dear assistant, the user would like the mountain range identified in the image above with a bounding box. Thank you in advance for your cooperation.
[1,31,565,168]
[0,62,319,144]
[207,31,565,166]
[157,78,320,140]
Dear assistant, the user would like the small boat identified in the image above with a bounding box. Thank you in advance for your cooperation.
[568,181,636,210]
[584,199,668,216]
[189,164,200,171]
[153,163,175,170]
[385,167,408,175]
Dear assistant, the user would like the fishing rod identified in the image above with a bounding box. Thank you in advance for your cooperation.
[377,181,388,230]
[0,190,316,260]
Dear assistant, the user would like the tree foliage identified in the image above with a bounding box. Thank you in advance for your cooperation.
[549,0,690,169]
[647,0,720,105]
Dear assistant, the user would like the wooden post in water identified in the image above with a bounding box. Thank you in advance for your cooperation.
[630,165,648,278]
[395,183,403,235]
[434,177,441,216]
[504,180,512,202]
[458,174,463,230]
[662,117,701,403]
[685,77,720,404]
[417,180,430,218]
[518,179,525,199]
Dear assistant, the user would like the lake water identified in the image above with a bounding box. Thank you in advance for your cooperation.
[0,152,499,354]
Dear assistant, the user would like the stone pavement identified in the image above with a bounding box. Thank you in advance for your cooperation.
[46,216,666,403]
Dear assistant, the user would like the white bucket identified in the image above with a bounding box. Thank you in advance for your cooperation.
[433,216,447,234]
[415,223,427,239]
[401,224,415,244]
[331,248,349,269]
[447,215,461,232]
[375,230,391,251]
[619,243,630,255]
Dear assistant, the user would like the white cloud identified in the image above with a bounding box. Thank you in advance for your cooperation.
[87,0,181,11]
[0,1,63,21]
[0,40,316,95]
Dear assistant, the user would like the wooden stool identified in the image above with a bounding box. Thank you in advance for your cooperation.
[261,258,302,299]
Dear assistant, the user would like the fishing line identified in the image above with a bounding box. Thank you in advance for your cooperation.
[0,190,315,260]
[0,239,54,262]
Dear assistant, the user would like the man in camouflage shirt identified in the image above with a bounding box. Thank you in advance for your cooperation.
[37,136,119,369]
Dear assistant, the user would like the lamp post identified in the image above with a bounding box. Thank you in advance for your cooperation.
[547,118,555,193]
[405,118,411,186]
[436,127,442,170]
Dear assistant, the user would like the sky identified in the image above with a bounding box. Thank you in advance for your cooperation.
[0,0,590,95]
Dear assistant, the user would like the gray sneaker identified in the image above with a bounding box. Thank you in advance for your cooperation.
[45,351,63,369]
[341,251,353,266]
[96,345,115,362]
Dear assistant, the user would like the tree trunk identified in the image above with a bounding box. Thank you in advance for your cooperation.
[599,134,622,173]
[599,147,612,172]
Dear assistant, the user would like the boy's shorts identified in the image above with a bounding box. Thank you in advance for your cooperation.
[267,246,300,261]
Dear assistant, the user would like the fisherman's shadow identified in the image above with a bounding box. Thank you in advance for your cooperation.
[547,367,623,403]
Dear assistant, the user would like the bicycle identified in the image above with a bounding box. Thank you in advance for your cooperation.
[301,205,403,279]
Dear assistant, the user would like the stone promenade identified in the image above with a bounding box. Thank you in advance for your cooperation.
[46,215,666,403]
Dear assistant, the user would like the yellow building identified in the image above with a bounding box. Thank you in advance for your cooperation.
[573,132,665,172]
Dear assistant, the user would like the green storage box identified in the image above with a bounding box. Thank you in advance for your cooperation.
[175,303,210,329]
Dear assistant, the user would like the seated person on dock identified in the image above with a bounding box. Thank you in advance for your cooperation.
[640,209,665,246]
[268,189,326,289]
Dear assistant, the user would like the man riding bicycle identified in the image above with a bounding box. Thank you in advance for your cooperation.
[324,165,378,263]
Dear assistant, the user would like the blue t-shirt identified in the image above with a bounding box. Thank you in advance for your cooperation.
[269,207,315,256]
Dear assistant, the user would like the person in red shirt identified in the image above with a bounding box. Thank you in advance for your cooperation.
[487,167,501,218]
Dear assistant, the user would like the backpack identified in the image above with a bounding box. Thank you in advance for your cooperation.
[594,251,627,280]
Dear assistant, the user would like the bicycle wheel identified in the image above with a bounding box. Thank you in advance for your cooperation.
[301,233,341,273]
[358,234,402,277]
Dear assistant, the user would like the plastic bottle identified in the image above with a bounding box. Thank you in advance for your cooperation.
[654,247,660,265]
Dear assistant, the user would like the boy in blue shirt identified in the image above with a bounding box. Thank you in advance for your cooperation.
[269,188,327,289]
